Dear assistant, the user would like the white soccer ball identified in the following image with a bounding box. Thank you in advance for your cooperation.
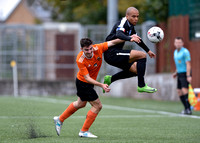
[147,26,164,43]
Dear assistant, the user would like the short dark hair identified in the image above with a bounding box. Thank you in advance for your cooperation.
[175,37,183,41]
[80,38,93,48]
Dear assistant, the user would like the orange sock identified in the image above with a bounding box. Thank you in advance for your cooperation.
[81,110,98,132]
[59,103,77,122]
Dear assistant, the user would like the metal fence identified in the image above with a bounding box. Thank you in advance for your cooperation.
[0,22,156,80]
[0,25,44,80]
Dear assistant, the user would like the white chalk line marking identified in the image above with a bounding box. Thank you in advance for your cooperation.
[0,115,173,119]
[5,96,200,119]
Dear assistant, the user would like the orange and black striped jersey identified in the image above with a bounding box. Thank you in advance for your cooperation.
[76,42,108,83]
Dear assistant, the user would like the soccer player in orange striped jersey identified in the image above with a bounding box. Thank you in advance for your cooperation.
[53,37,131,138]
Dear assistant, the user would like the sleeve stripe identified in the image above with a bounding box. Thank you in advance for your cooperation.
[118,17,127,28]
[116,27,125,32]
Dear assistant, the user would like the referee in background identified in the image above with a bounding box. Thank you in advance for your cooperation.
[173,37,192,115]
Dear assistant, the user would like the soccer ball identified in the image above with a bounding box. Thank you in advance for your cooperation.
[147,26,164,43]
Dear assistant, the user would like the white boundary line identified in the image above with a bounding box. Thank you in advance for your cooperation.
[14,97,200,119]
[0,115,174,119]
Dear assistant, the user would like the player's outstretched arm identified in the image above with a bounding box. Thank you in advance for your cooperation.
[116,30,132,41]
[107,39,124,47]
[84,74,111,93]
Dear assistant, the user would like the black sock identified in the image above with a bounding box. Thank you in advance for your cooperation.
[180,95,187,110]
[111,70,137,83]
[136,58,146,87]
[184,93,191,110]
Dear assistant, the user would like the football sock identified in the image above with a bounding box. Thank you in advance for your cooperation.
[81,110,98,132]
[137,58,146,87]
[179,95,187,110]
[59,103,77,122]
[111,70,137,83]
[184,93,191,110]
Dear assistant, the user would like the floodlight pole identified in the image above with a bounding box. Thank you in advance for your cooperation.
[10,60,18,97]
[107,0,118,34]
[106,0,119,74]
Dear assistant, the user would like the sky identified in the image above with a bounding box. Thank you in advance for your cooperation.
[0,0,21,21]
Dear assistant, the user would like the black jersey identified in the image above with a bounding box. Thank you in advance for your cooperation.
[106,17,136,42]
[106,17,149,52]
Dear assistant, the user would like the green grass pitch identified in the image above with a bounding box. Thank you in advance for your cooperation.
[0,95,200,143]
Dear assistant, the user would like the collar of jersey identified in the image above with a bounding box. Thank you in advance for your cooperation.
[177,46,184,52]
[127,20,132,27]
[83,52,93,59]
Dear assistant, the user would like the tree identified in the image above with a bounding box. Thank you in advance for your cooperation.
[47,0,107,24]
[142,0,168,23]
[46,0,168,24]
[118,0,146,24]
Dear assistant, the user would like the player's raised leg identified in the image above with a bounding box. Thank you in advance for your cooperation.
[103,50,141,93]
[104,49,157,93]
[104,71,137,86]
[129,50,146,63]
[103,70,137,93]
[128,53,157,93]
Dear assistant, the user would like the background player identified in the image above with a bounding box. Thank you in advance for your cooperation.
[104,7,157,93]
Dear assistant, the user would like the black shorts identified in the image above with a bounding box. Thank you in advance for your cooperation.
[104,45,134,70]
[177,72,189,89]
[76,78,98,101]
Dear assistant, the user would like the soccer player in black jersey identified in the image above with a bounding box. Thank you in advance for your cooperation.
[103,7,157,93]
